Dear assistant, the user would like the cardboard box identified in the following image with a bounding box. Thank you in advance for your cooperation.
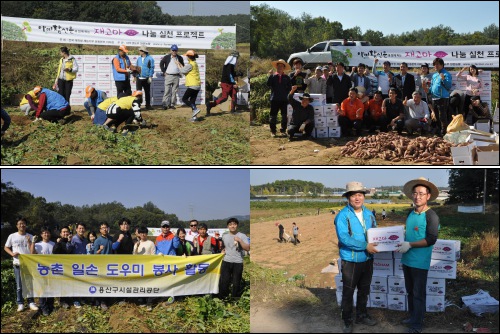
[367,226,405,252]
[432,239,461,261]
[70,97,85,106]
[315,127,328,139]
[98,55,113,64]
[373,259,394,277]
[451,142,476,158]
[429,259,457,279]
[369,292,387,308]
[426,278,446,296]
[388,276,406,294]
[337,289,360,306]
[84,63,98,73]
[494,122,499,133]
[452,155,475,166]
[324,104,338,113]
[374,252,393,260]
[476,144,499,165]
[313,106,324,117]
[393,251,402,259]
[426,295,445,312]
[328,126,341,138]
[387,294,407,311]
[334,274,343,292]
[326,116,339,127]
[83,72,98,81]
[72,80,84,89]
[475,120,491,133]
[393,258,404,277]
[314,116,327,127]
[370,276,388,293]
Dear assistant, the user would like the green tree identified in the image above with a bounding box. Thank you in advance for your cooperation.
[1,181,33,223]
[447,169,499,204]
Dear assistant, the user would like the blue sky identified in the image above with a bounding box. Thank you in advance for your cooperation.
[158,1,250,16]
[251,1,499,36]
[2,169,249,221]
[250,168,452,189]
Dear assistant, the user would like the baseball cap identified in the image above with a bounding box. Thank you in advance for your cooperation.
[85,85,95,98]
[119,45,129,53]
[171,44,178,51]
[315,66,323,71]
[161,220,170,227]
[132,91,143,97]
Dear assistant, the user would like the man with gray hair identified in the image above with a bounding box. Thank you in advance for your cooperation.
[403,91,430,135]
[334,182,378,333]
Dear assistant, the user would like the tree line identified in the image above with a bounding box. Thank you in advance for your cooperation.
[1,1,249,43]
[1,181,249,236]
[250,4,499,60]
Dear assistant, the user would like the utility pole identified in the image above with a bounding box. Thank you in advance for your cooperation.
[189,204,195,220]
[483,169,487,215]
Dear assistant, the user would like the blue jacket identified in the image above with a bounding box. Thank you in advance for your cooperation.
[112,54,131,81]
[87,90,107,108]
[41,88,69,111]
[430,69,452,99]
[155,233,180,256]
[334,204,377,263]
[137,55,155,78]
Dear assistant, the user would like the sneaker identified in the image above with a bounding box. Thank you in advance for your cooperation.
[342,321,353,333]
[169,105,176,110]
[192,108,201,118]
[29,302,39,311]
[17,304,24,312]
[100,302,108,311]
[271,133,277,138]
[166,296,175,304]
[401,318,412,325]
[146,305,153,311]
[355,314,377,326]
[61,302,69,309]
[163,105,168,110]
[73,301,81,309]
[190,117,197,122]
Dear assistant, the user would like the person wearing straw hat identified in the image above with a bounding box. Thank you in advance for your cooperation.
[397,177,440,334]
[267,59,292,137]
[135,45,155,110]
[286,85,315,141]
[112,44,133,97]
[334,181,378,333]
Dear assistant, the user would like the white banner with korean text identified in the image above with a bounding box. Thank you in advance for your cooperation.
[1,16,236,49]
[331,45,499,68]
[19,254,223,297]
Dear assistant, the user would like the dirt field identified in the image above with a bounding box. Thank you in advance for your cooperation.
[249,211,490,333]
[250,125,442,166]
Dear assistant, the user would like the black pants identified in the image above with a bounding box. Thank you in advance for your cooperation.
[403,264,428,331]
[341,259,373,322]
[115,79,132,97]
[339,116,364,136]
[107,109,135,127]
[432,98,450,136]
[364,115,388,132]
[279,230,284,242]
[40,107,71,122]
[287,123,314,139]
[219,261,244,299]
[40,297,54,313]
[57,79,74,102]
[136,79,151,107]
[293,234,300,245]
[269,100,288,134]
[182,88,200,110]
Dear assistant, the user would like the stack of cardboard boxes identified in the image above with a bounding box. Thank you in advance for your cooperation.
[288,94,341,138]
[335,226,460,313]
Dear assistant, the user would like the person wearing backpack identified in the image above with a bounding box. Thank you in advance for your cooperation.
[396,177,440,334]
[334,181,378,333]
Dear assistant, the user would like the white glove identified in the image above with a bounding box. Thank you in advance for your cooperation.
[396,241,412,253]
[299,123,306,132]
[148,77,152,84]
[33,117,41,122]
[127,69,133,74]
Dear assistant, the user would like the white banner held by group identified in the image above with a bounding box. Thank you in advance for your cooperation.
[1,16,236,50]
[331,45,499,68]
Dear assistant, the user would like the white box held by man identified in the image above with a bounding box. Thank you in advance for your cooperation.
[432,239,461,261]
[367,225,405,252]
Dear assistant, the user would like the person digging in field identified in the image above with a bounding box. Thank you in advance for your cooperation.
[287,86,315,141]
[94,96,118,126]
[32,86,71,123]
[84,85,108,121]
[19,89,39,116]
[102,91,144,135]
[206,50,241,116]
[267,59,292,137]
[397,177,440,334]
[334,181,378,333]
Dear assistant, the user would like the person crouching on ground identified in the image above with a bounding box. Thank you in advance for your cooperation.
[103,91,144,135]
[32,86,71,123]
[287,85,315,141]
[334,181,378,333]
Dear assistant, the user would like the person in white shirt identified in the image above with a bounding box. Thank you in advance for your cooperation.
[30,226,55,316]
[185,219,199,243]
[403,91,430,135]
[4,217,39,312]
[372,59,394,99]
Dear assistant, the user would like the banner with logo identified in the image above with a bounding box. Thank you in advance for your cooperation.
[20,254,223,298]
[147,227,229,237]
[2,16,236,50]
[331,45,499,68]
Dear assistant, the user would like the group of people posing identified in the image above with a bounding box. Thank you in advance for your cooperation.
[4,217,249,315]
[267,57,492,141]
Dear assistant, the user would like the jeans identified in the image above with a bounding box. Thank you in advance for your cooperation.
[403,264,429,331]
[84,101,93,116]
[341,259,373,322]
[432,98,450,136]
[287,123,314,139]
[14,265,34,305]
[218,261,244,299]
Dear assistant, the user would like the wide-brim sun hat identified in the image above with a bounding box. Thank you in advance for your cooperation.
[355,86,366,95]
[139,45,149,53]
[343,181,367,197]
[299,93,314,102]
[271,59,291,71]
[403,177,439,202]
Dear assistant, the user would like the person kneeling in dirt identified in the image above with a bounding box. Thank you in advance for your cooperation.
[32,86,71,123]
[334,181,378,333]
[103,91,144,135]
[84,85,108,121]
[93,96,118,126]
[19,89,39,116]
[286,85,315,142]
